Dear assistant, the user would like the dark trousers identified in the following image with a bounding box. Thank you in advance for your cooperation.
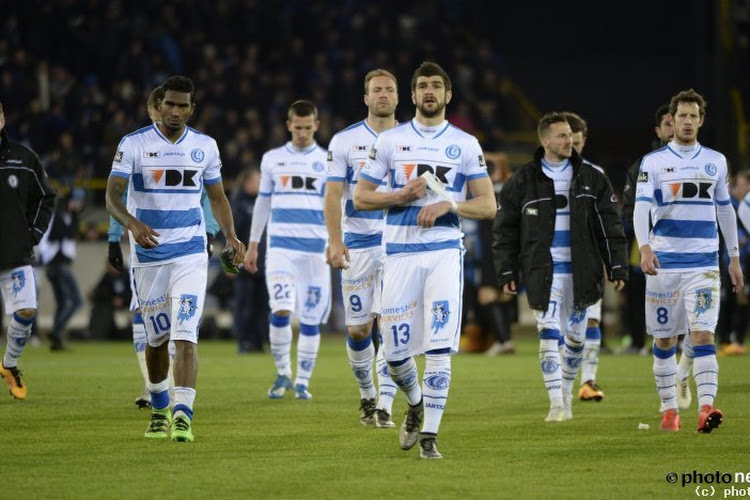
[624,267,647,349]
[232,271,269,352]
[46,264,83,341]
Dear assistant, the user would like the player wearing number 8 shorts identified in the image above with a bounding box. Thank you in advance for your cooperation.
[634,89,743,433]
[354,62,497,459]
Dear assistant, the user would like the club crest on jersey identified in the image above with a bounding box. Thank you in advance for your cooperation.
[7,174,18,189]
[305,286,321,310]
[11,271,25,296]
[445,144,461,160]
[191,148,205,163]
[431,300,450,333]
[177,294,198,323]
[312,161,325,173]
[694,288,713,316]
[704,163,717,176]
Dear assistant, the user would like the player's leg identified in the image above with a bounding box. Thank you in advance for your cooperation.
[676,332,693,409]
[684,271,723,432]
[132,310,151,408]
[0,266,39,399]
[370,254,396,426]
[418,248,463,459]
[265,252,296,399]
[292,252,331,400]
[579,300,604,401]
[559,293,588,420]
[646,273,684,431]
[532,275,567,422]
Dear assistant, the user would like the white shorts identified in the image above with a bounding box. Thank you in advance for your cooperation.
[379,248,464,361]
[586,299,602,323]
[646,270,719,338]
[265,249,331,325]
[532,274,589,343]
[128,265,140,312]
[0,266,38,314]
[133,255,208,346]
[341,247,384,326]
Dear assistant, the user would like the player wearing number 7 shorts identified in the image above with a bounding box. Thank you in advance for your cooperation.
[325,69,400,428]
[634,89,743,433]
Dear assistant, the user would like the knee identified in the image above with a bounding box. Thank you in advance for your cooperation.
[15,308,36,320]
[690,330,714,345]
[273,310,291,317]
[587,319,599,328]
[347,324,370,341]
[654,337,677,350]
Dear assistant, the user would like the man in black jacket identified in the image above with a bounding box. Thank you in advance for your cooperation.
[0,101,56,399]
[493,112,627,422]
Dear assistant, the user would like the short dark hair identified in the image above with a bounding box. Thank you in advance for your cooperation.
[537,112,569,138]
[287,100,318,120]
[147,85,165,110]
[364,69,397,94]
[654,104,670,127]
[411,61,451,92]
[161,75,196,103]
[669,88,707,117]
[562,112,587,137]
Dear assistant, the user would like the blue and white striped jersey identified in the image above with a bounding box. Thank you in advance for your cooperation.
[635,141,731,272]
[360,119,489,255]
[259,141,328,254]
[327,120,388,250]
[109,124,222,266]
[541,158,573,274]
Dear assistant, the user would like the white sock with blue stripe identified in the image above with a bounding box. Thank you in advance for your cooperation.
[3,313,33,368]
[653,343,678,412]
[346,333,376,400]
[270,314,292,377]
[422,352,451,435]
[692,344,718,408]
[295,323,320,389]
[388,357,422,406]
[539,329,563,407]
[580,326,601,383]
[375,347,396,413]
[148,378,170,411]
[133,314,149,385]
[173,386,196,421]
[561,337,584,399]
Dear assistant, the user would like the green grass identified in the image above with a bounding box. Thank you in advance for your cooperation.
[2,337,748,499]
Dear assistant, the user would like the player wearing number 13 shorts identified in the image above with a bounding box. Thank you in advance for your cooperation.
[634,89,743,433]
[354,62,497,459]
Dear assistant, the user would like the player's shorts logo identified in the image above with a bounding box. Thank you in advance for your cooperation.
[10,271,25,296]
[569,309,586,326]
[305,286,321,310]
[312,161,325,173]
[424,374,450,390]
[7,174,18,189]
[705,163,717,176]
[190,148,205,163]
[694,288,713,316]
[431,300,450,333]
[445,144,461,160]
[177,294,198,323]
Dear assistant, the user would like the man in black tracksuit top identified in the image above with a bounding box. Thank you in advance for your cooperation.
[492,112,627,422]
[0,102,56,400]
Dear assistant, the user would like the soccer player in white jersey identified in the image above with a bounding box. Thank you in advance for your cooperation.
[354,62,497,459]
[325,69,399,428]
[493,113,627,423]
[564,111,608,402]
[244,100,330,401]
[106,76,245,442]
[635,88,743,433]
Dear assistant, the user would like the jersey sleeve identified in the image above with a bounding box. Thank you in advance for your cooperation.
[714,154,731,206]
[463,137,489,180]
[109,137,135,179]
[203,139,222,185]
[258,152,274,197]
[327,135,347,183]
[634,155,655,202]
[360,134,390,184]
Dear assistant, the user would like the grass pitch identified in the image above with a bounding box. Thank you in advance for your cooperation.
[2,337,748,499]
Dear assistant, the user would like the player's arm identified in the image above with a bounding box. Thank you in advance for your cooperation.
[26,149,56,245]
[417,175,496,228]
[200,188,220,257]
[633,161,658,275]
[591,170,628,289]
[492,174,522,294]
[716,165,743,293]
[205,180,245,267]
[105,175,160,249]
[353,177,425,211]
[243,164,272,273]
[324,180,349,269]
[107,191,127,272]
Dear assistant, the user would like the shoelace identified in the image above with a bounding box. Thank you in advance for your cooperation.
[421,438,435,451]
[7,368,24,386]
[404,407,421,431]
[173,418,190,431]
[148,414,169,431]
[359,399,376,416]
[376,409,390,421]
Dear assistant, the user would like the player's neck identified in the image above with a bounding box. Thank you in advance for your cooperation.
[414,112,445,128]
[672,137,698,147]
[157,122,186,144]
[366,115,397,134]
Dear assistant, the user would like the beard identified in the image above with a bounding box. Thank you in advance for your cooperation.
[417,100,445,119]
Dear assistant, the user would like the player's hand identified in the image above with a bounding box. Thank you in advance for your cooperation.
[417,201,452,228]
[243,243,259,274]
[398,177,427,204]
[639,245,659,275]
[108,242,124,272]
[206,233,216,258]
[728,257,744,293]
[503,281,518,295]
[329,241,351,270]
[612,279,625,292]
[225,236,246,267]
[129,219,160,249]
